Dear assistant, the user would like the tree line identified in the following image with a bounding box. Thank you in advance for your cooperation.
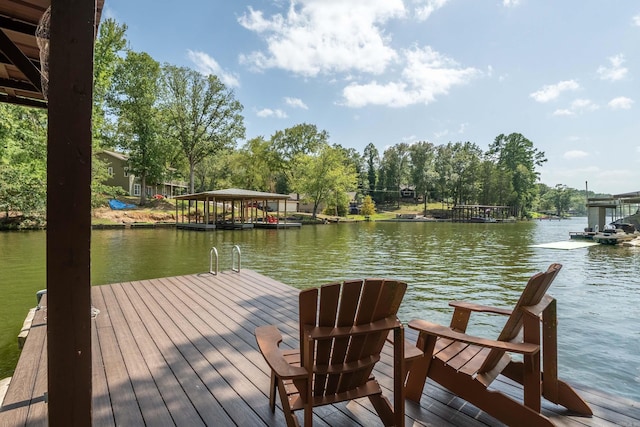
[0,18,597,224]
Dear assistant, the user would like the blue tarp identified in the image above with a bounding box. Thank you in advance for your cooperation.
[109,199,136,210]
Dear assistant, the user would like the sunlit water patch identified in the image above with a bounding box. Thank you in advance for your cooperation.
[1,217,638,400]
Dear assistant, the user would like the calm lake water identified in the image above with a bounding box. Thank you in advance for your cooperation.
[1,218,639,401]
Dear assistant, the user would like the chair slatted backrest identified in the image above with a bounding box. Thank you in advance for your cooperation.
[299,279,407,397]
[479,263,562,374]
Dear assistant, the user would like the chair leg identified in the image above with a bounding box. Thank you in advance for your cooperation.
[553,380,593,416]
[502,362,593,416]
[269,372,277,413]
[369,394,396,427]
[405,332,436,402]
[276,378,300,427]
[431,364,555,427]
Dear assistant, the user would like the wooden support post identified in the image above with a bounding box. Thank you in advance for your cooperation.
[47,0,95,425]
[393,326,405,427]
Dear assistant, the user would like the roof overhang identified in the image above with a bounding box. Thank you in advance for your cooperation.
[174,188,294,202]
[0,0,104,108]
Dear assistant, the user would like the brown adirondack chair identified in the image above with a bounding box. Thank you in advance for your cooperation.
[255,278,408,427]
[404,263,593,427]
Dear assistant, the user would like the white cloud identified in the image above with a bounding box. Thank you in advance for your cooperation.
[608,96,634,110]
[238,0,405,76]
[633,15,640,26]
[553,109,574,117]
[414,0,450,21]
[553,98,598,116]
[564,150,589,159]
[597,54,628,81]
[341,46,480,108]
[570,98,599,113]
[530,80,580,103]
[503,0,521,7]
[284,97,308,109]
[187,50,240,88]
[256,108,288,118]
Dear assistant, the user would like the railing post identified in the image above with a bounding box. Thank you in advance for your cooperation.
[209,247,218,275]
[232,245,241,273]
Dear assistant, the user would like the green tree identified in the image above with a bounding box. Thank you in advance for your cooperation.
[433,143,454,207]
[334,144,366,197]
[291,144,357,219]
[0,104,47,222]
[479,159,513,206]
[363,142,379,198]
[324,189,351,217]
[487,133,547,217]
[536,183,555,213]
[409,141,436,213]
[269,123,328,194]
[550,184,573,216]
[194,148,235,191]
[92,18,129,206]
[93,18,127,148]
[449,141,482,205]
[361,194,376,216]
[161,65,245,193]
[380,143,410,207]
[109,51,165,205]
[229,137,274,191]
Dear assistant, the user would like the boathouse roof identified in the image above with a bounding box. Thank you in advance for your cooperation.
[174,188,293,201]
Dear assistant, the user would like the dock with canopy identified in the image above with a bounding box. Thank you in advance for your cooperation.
[173,188,300,230]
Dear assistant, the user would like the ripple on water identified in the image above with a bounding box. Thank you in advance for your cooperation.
[1,219,639,401]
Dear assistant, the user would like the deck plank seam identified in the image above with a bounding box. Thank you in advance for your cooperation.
[147,276,273,426]
[128,277,240,426]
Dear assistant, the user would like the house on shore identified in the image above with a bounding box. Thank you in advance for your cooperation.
[96,150,188,198]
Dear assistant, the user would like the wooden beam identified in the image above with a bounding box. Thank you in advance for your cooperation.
[0,51,41,68]
[0,28,41,92]
[0,93,46,108]
[0,15,38,35]
[46,0,95,425]
[0,76,39,91]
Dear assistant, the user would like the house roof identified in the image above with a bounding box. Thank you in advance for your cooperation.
[587,191,640,206]
[98,149,128,161]
[174,188,293,201]
[0,0,104,108]
[613,191,640,202]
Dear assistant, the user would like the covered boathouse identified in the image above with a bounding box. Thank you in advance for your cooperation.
[451,204,515,222]
[173,188,301,230]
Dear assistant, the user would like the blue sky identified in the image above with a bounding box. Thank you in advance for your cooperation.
[103,0,640,194]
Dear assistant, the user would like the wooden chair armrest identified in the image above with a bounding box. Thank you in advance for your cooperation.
[386,331,425,362]
[449,301,513,316]
[255,325,307,379]
[521,294,554,317]
[408,319,539,355]
[307,316,402,340]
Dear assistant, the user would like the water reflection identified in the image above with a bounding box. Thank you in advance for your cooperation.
[1,217,639,401]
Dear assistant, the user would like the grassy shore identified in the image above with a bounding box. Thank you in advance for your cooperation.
[91,198,448,225]
[1,198,485,229]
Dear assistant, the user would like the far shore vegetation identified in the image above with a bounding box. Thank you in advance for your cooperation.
[1,19,606,231]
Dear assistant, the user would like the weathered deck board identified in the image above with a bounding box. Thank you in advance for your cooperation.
[1,269,639,426]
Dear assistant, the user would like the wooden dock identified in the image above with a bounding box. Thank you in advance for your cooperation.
[1,270,639,426]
